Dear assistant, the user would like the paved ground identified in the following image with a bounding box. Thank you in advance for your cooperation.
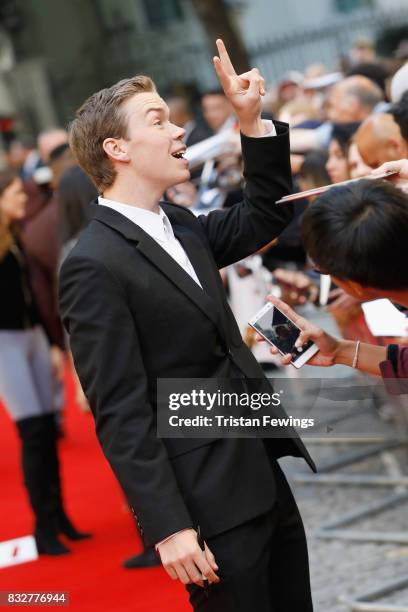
[269,305,408,611]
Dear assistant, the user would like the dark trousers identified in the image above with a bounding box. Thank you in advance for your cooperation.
[187,462,313,611]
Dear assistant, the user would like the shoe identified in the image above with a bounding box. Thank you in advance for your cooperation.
[57,511,92,541]
[34,529,71,555]
[123,548,160,569]
[41,414,92,542]
[16,415,72,557]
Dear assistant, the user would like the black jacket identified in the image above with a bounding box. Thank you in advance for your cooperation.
[59,122,315,547]
[0,237,40,331]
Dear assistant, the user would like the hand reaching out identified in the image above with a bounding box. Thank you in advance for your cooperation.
[213,39,266,137]
[372,159,408,194]
[257,295,342,367]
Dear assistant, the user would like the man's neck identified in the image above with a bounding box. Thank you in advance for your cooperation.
[102,176,163,214]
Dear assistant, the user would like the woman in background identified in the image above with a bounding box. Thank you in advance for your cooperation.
[0,169,90,555]
[326,122,361,184]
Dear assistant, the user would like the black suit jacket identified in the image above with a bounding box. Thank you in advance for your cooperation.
[59,122,315,548]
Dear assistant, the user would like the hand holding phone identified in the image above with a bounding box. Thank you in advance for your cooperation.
[249,301,318,368]
[250,296,342,368]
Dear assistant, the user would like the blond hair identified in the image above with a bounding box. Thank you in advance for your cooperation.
[69,75,156,192]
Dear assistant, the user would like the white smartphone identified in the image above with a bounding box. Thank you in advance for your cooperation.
[249,302,319,368]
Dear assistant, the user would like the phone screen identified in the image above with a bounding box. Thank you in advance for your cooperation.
[251,305,314,363]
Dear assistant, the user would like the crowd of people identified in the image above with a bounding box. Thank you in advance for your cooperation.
[1,34,408,599]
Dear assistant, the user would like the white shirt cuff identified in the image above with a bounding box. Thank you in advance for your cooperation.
[260,119,277,137]
[155,528,191,552]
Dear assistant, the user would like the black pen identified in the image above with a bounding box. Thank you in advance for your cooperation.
[197,525,209,597]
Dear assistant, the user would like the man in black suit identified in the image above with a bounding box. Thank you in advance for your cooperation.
[59,40,315,610]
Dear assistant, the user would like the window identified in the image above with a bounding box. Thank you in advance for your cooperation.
[142,0,183,28]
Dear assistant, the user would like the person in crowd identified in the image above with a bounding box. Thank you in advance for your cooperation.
[278,99,322,129]
[326,122,360,184]
[57,164,97,259]
[355,113,408,168]
[261,164,408,387]
[392,90,408,143]
[0,169,90,555]
[390,61,408,103]
[348,141,371,179]
[291,75,384,152]
[349,38,376,66]
[20,145,68,366]
[276,71,304,108]
[297,150,330,193]
[327,75,383,124]
[59,40,315,611]
[37,128,68,165]
[6,135,41,182]
[347,62,391,97]
[201,88,235,133]
[167,96,212,147]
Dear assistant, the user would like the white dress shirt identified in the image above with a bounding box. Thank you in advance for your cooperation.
[98,197,202,288]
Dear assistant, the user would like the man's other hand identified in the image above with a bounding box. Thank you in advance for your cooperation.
[213,39,266,137]
[158,528,220,587]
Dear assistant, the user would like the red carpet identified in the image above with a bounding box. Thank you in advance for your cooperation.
[0,369,190,611]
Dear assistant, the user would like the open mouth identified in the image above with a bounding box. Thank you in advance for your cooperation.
[171,151,186,159]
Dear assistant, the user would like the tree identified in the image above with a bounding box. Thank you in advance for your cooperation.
[190,0,250,74]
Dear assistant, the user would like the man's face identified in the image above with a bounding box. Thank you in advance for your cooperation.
[201,94,232,132]
[119,92,190,190]
[327,85,359,123]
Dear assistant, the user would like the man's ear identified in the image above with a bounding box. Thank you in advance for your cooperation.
[102,138,130,163]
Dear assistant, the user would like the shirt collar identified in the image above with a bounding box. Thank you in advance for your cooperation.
[98,196,174,242]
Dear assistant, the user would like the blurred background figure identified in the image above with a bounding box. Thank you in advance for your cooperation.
[0,169,91,556]
[201,89,235,133]
[349,37,377,66]
[6,135,41,182]
[355,113,408,168]
[37,128,68,166]
[348,141,371,179]
[167,95,212,147]
[326,122,361,184]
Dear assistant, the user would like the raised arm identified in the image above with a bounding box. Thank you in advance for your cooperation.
[197,40,293,268]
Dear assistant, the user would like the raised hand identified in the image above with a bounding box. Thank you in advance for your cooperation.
[213,39,266,137]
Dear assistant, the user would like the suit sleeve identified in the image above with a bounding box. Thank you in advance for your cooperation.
[197,121,294,269]
[58,255,193,546]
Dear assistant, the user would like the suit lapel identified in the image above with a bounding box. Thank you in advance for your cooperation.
[170,220,232,340]
[92,203,224,335]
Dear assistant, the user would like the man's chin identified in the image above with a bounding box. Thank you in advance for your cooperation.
[173,169,191,184]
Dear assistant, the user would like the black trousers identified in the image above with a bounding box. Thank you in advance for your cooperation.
[187,461,313,611]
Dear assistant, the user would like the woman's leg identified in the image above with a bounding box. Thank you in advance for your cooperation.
[0,330,69,555]
[0,330,43,421]
[29,327,91,541]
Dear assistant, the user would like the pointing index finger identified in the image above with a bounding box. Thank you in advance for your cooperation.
[216,39,237,76]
